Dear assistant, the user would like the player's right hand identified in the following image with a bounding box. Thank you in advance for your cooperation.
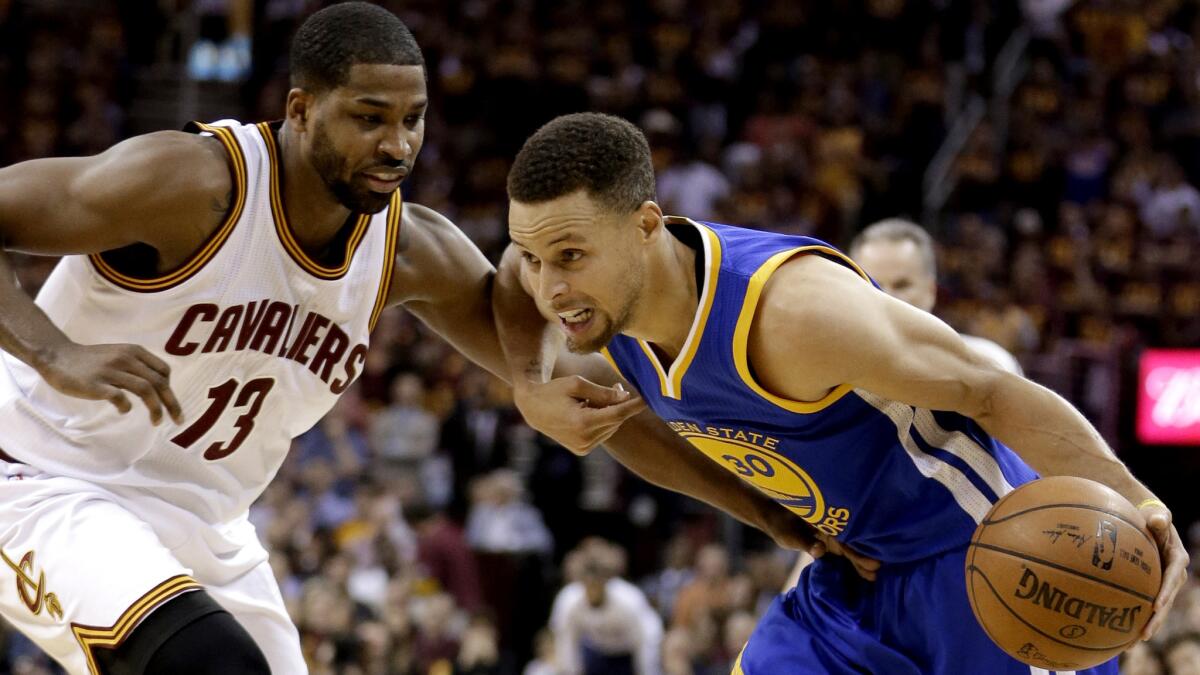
[36,342,183,425]
[512,375,646,455]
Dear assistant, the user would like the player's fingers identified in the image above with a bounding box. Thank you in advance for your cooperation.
[131,346,173,379]
[569,377,634,406]
[107,371,165,424]
[848,551,881,572]
[1143,535,1188,639]
[585,397,646,426]
[98,384,133,415]
[127,358,184,424]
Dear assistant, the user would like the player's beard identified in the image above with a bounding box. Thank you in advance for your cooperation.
[565,268,643,354]
[310,121,394,214]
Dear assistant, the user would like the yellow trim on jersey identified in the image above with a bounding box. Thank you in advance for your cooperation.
[369,191,403,330]
[732,245,871,414]
[72,574,200,675]
[89,123,247,292]
[636,218,722,399]
[599,347,626,380]
[731,645,747,674]
[257,122,373,280]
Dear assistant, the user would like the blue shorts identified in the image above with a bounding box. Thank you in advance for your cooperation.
[735,546,1118,675]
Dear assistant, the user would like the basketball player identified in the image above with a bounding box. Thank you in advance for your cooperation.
[495,113,1190,674]
[849,218,1023,376]
[0,6,814,674]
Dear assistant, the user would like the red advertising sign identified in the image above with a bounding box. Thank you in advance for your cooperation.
[1137,349,1200,445]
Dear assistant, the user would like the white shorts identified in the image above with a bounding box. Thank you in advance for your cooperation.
[0,461,305,674]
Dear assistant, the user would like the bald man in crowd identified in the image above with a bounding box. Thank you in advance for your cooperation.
[849,218,1023,376]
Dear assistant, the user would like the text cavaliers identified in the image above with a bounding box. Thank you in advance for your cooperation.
[165,301,366,394]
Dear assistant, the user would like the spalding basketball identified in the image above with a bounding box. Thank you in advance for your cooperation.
[965,476,1162,671]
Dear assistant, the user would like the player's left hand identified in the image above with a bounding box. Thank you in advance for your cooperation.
[512,376,646,455]
[1139,501,1190,640]
[760,505,880,581]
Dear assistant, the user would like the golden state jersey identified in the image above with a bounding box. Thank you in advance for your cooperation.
[603,218,1039,563]
[0,119,401,525]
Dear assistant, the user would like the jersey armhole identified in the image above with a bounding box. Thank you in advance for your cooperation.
[88,123,248,293]
[731,246,871,414]
[368,191,404,331]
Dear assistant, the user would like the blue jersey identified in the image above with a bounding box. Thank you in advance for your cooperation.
[602,218,1039,563]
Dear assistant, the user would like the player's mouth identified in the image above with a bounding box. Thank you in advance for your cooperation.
[362,169,406,193]
[557,308,594,335]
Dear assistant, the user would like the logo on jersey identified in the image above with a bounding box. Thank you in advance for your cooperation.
[164,300,368,395]
[670,422,851,536]
[1,549,63,621]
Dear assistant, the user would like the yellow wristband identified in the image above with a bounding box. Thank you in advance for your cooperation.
[1136,498,1167,510]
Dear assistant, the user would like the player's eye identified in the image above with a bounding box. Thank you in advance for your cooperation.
[520,251,540,265]
[356,114,383,126]
[561,249,583,263]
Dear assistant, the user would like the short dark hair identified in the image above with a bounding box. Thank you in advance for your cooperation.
[507,113,656,213]
[290,2,424,92]
[849,218,937,277]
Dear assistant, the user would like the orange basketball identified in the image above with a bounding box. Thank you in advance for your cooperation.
[965,476,1162,671]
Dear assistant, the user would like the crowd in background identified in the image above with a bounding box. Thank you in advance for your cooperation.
[0,0,1198,673]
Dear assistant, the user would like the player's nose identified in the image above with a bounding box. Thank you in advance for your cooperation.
[377,127,413,162]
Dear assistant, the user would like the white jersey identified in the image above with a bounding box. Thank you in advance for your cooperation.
[0,119,401,525]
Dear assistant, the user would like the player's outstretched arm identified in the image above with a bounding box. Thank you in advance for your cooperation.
[751,254,1189,638]
[0,131,231,424]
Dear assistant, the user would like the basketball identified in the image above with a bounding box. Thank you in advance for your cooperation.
[965,476,1162,671]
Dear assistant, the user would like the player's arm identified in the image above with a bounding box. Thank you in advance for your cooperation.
[0,131,231,424]
[386,203,509,380]
[753,254,1189,637]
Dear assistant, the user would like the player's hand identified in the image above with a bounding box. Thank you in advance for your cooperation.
[1139,501,1189,640]
[512,376,645,455]
[759,504,880,581]
[37,342,183,426]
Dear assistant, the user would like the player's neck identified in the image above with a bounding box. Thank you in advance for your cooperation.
[277,123,354,252]
[631,230,699,362]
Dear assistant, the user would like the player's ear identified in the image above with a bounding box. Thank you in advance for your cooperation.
[285,89,315,133]
[635,201,664,242]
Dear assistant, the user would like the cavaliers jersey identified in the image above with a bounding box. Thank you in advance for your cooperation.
[602,218,1038,563]
[0,119,400,525]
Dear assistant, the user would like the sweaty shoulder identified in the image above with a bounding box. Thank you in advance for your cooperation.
[81,131,234,256]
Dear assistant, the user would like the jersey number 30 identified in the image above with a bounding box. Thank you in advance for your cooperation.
[171,377,275,460]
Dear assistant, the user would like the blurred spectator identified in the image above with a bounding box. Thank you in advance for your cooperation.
[522,629,558,675]
[850,218,1025,374]
[370,372,441,475]
[1164,632,1200,675]
[410,503,484,613]
[671,544,734,630]
[465,470,552,556]
[551,539,663,675]
[456,613,503,675]
[1120,641,1165,675]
